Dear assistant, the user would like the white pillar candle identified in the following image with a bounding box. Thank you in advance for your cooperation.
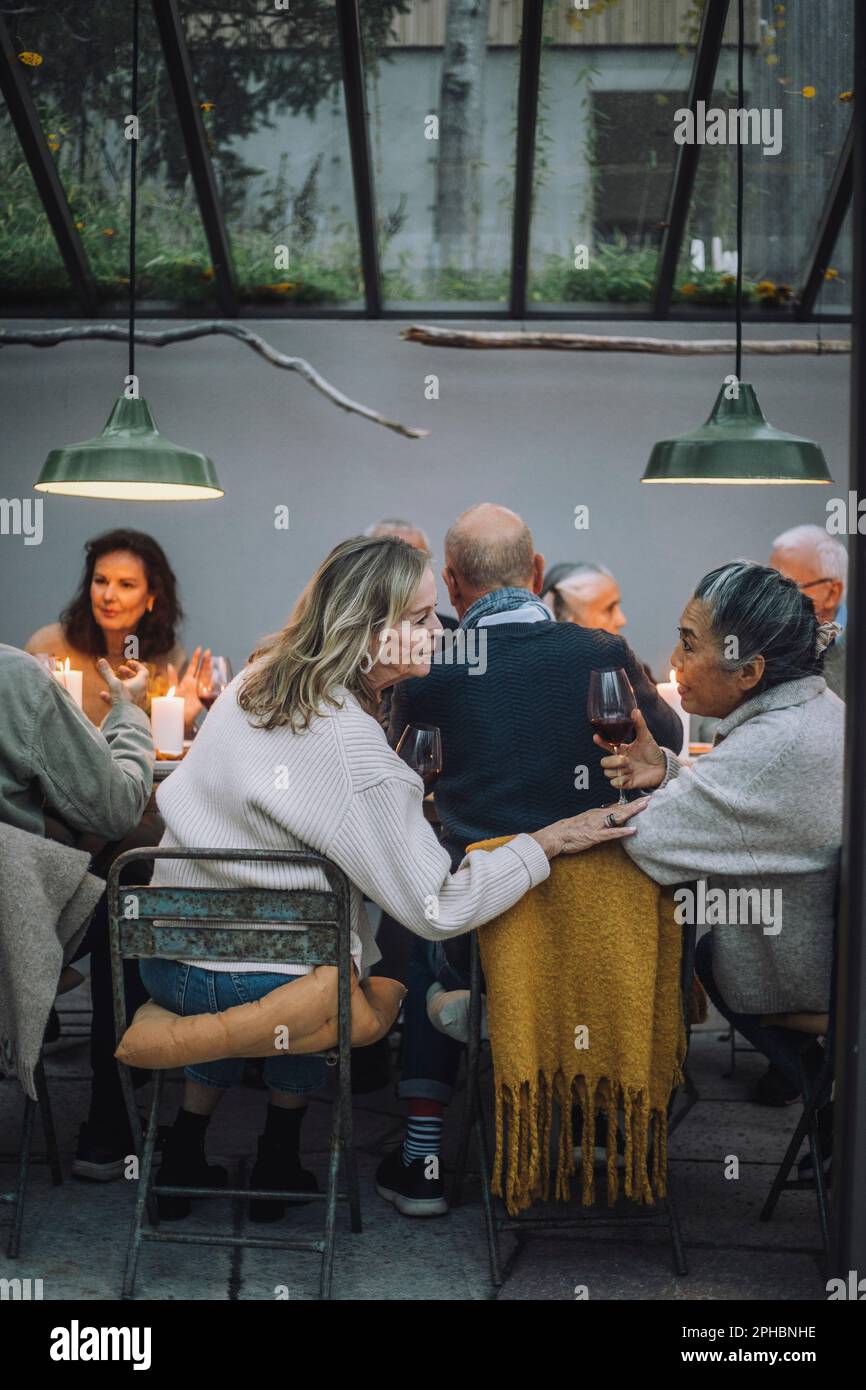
[657,670,690,751]
[53,657,83,709]
[150,686,184,756]
[64,667,83,709]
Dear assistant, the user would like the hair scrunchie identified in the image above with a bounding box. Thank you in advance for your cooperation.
[815,620,842,656]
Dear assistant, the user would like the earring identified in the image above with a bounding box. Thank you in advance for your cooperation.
[146,600,154,613]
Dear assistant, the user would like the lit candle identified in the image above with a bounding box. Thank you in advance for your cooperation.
[54,656,83,709]
[150,685,184,756]
[657,669,689,750]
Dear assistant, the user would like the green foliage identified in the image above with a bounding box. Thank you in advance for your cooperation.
[0,0,416,305]
[529,241,761,307]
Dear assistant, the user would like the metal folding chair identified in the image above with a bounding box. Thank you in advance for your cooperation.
[1,1054,63,1258]
[108,847,361,1301]
[759,1034,833,1258]
[722,1026,756,1078]
[759,885,838,1261]
[450,921,695,1284]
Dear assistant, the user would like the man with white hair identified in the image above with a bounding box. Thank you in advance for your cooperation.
[364,517,431,553]
[770,524,847,699]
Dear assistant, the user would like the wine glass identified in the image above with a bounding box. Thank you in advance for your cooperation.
[396,724,443,794]
[588,668,637,807]
[197,655,233,713]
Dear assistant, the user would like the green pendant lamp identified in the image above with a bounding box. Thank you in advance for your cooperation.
[34,0,222,503]
[642,0,831,487]
[35,395,223,500]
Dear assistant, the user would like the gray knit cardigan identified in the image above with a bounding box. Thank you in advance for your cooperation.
[625,676,843,1014]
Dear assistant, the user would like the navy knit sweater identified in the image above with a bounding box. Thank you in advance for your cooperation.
[389,622,684,854]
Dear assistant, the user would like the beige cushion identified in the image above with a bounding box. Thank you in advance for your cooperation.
[115,967,406,1069]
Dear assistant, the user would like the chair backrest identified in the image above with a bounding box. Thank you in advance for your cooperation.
[107,847,352,972]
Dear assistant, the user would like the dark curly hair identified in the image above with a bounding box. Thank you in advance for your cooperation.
[60,529,183,660]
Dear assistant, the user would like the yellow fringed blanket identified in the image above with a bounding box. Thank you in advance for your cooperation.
[469,837,686,1216]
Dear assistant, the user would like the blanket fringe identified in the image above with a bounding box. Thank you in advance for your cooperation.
[491,1069,673,1216]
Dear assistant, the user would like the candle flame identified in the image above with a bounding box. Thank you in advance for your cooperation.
[166,686,176,698]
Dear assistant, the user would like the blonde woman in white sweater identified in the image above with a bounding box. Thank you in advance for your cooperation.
[143,536,646,1221]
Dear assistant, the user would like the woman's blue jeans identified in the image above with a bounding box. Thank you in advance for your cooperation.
[139,958,328,1095]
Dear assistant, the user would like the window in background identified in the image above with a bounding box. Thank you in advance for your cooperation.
[0,0,218,308]
[0,104,76,307]
[526,0,700,310]
[675,0,853,315]
[362,0,520,309]
[178,0,372,309]
[814,202,851,316]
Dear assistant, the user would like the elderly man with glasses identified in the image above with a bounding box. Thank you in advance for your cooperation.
[770,525,848,700]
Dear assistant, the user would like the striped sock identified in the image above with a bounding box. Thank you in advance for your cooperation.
[402,1101,444,1167]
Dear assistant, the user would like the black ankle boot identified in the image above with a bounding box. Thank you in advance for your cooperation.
[157,1108,228,1221]
[249,1104,318,1223]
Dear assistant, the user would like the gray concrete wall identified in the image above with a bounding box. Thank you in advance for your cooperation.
[0,318,847,680]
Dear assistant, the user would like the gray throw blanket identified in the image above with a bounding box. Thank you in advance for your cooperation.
[0,822,104,1098]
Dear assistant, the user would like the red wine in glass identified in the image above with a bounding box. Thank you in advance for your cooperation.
[396,724,443,794]
[588,668,637,807]
[197,655,233,715]
[590,716,636,746]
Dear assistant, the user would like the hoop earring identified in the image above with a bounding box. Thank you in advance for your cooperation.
[358,652,374,675]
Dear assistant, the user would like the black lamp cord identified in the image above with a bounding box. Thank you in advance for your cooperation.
[735,0,744,382]
[128,0,139,383]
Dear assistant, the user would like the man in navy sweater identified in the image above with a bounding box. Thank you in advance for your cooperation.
[375,503,684,1218]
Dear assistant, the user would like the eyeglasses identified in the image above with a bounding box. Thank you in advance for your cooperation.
[798,577,837,594]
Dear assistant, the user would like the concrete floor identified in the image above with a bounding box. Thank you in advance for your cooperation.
[0,988,827,1301]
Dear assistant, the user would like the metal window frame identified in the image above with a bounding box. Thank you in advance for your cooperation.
[0,0,858,325]
[151,0,239,317]
[0,13,97,315]
[796,121,853,321]
[335,0,381,317]
[652,0,731,318]
[833,0,866,1282]
[509,0,544,319]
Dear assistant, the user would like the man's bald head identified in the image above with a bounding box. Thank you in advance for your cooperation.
[443,504,543,615]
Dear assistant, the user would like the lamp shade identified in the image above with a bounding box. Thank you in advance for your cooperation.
[34,396,223,501]
[642,383,832,485]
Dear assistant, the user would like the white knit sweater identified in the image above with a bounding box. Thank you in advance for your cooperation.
[154,675,551,976]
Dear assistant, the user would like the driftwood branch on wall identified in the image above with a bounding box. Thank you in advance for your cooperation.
[0,321,430,440]
[401,324,851,355]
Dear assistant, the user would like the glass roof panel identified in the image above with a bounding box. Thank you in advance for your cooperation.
[675,0,853,315]
[178,0,365,309]
[0,0,857,320]
[0,103,76,307]
[361,0,519,309]
[527,0,704,312]
[1,0,219,308]
[814,200,852,316]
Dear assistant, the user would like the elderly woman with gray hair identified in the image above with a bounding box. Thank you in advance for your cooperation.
[597,562,843,1163]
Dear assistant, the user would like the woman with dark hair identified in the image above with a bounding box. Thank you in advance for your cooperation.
[27,528,208,734]
[26,529,209,1179]
[596,562,843,1168]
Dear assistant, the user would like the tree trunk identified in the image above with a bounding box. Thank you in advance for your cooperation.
[434,0,490,273]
